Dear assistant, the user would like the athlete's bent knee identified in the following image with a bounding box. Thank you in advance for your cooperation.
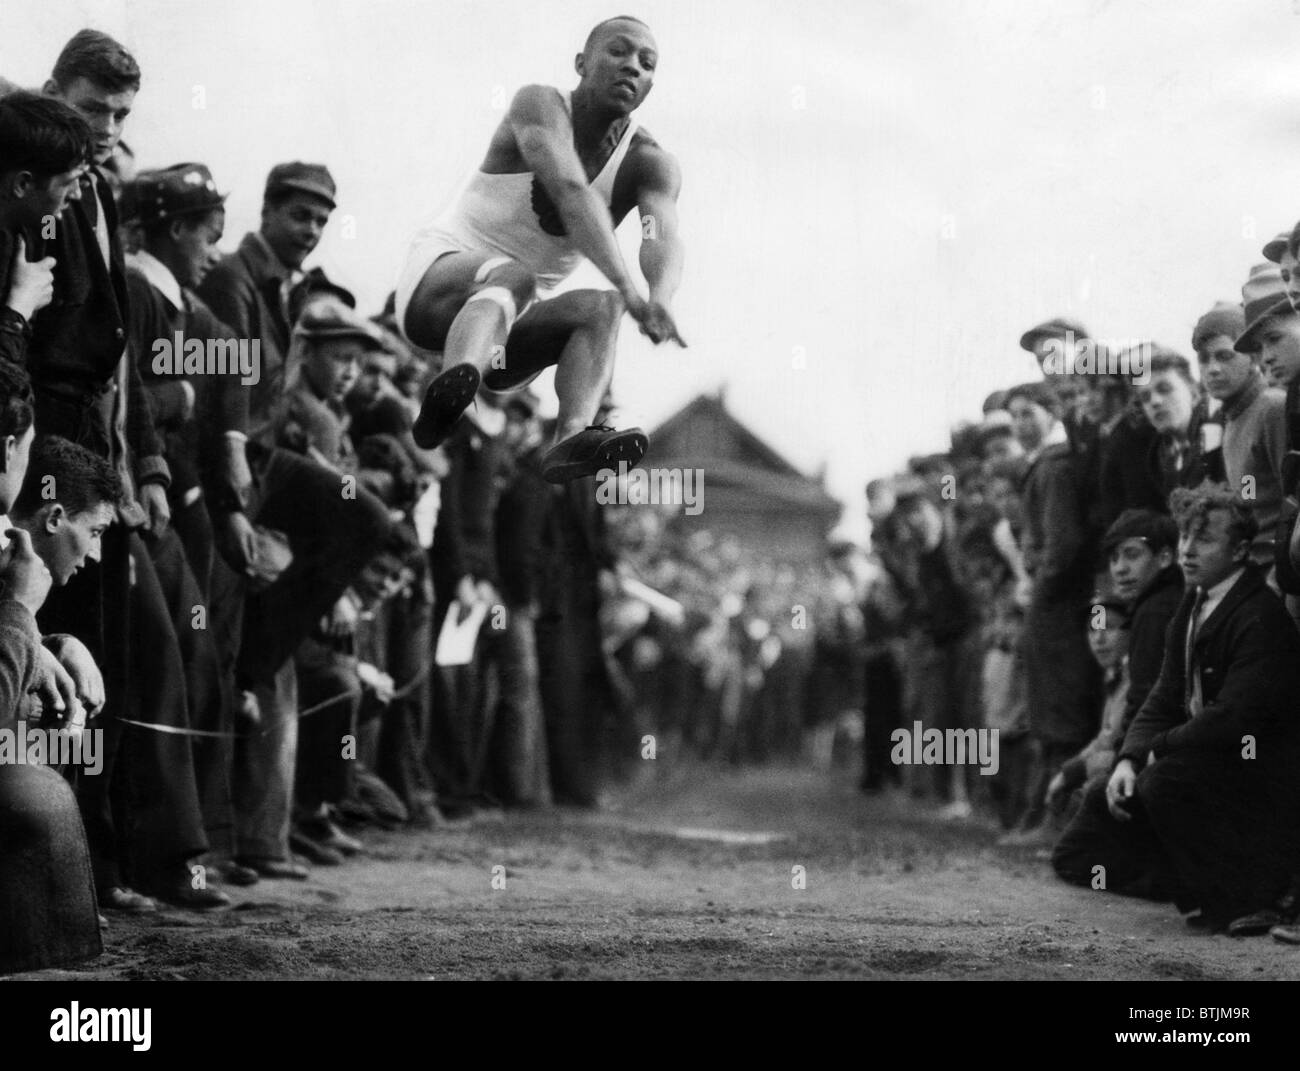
[472,257,536,310]
[598,289,625,324]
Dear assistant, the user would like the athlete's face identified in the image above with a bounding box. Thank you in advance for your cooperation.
[578,20,658,112]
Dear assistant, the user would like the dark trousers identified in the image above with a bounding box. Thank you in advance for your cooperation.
[1051,773,1174,901]
[294,643,358,811]
[124,531,208,884]
[238,447,391,687]
[862,649,902,791]
[38,525,129,889]
[148,526,232,856]
[217,447,389,859]
[426,598,486,808]
[375,587,435,813]
[536,596,609,808]
[483,606,548,806]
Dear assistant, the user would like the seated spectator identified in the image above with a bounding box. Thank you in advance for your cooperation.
[1059,487,1300,932]
[1051,509,1183,891]
[1044,593,1130,819]
[0,377,100,973]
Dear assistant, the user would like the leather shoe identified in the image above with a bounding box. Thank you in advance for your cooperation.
[99,886,158,913]
[215,860,261,887]
[1227,908,1282,937]
[237,856,310,880]
[149,881,232,911]
[299,816,363,856]
[289,830,344,865]
[1270,922,1300,945]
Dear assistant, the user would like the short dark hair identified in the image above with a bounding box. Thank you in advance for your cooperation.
[1004,380,1061,419]
[51,29,141,93]
[1144,349,1194,385]
[12,435,125,518]
[1101,508,1179,558]
[0,91,92,180]
[1169,484,1257,549]
[0,362,34,442]
[584,16,652,54]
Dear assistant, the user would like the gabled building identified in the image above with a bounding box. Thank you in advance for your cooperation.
[645,390,842,561]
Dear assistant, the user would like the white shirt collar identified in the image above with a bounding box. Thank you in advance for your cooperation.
[128,249,184,311]
[1203,567,1243,601]
[1025,420,1069,465]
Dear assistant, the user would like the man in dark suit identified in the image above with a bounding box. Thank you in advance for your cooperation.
[1051,509,1182,891]
[27,31,223,914]
[1068,486,1300,931]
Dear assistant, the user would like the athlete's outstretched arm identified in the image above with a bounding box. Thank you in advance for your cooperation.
[636,150,686,346]
[510,86,640,302]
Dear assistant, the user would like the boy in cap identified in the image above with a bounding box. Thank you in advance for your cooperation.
[1193,296,1287,574]
[275,297,389,472]
[124,162,265,890]
[397,16,686,483]
[1231,256,1300,596]
[127,162,244,585]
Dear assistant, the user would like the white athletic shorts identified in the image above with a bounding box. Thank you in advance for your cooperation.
[394,229,541,345]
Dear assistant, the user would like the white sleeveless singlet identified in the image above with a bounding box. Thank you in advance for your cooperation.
[396,89,639,334]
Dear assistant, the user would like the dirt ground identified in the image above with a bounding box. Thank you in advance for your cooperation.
[14,761,1300,981]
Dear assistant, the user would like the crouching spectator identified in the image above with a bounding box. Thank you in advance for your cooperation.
[1056,487,1300,933]
[1044,593,1130,821]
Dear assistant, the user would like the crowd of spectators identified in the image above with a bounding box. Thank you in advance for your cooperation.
[860,243,1300,941]
[0,29,860,974]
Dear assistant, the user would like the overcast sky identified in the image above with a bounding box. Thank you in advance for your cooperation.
[9,0,1300,538]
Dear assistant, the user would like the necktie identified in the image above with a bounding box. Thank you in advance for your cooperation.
[1185,586,1206,710]
[80,172,98,227]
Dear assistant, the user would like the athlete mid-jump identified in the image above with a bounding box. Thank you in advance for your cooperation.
[395,15,686,482]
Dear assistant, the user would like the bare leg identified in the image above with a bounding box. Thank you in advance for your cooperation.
[402,252,536,448]
[503,289,625,442]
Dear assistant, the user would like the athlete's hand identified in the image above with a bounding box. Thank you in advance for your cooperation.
[6,236,57,321]
[626,295,686,347]
[1105,759,1138,821]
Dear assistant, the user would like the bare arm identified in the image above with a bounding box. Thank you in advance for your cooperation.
[636,152,684,308]
[510,86,639,301]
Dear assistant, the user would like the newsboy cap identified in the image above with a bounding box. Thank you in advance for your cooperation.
[134,163,226,227]
[264,161,336,209]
